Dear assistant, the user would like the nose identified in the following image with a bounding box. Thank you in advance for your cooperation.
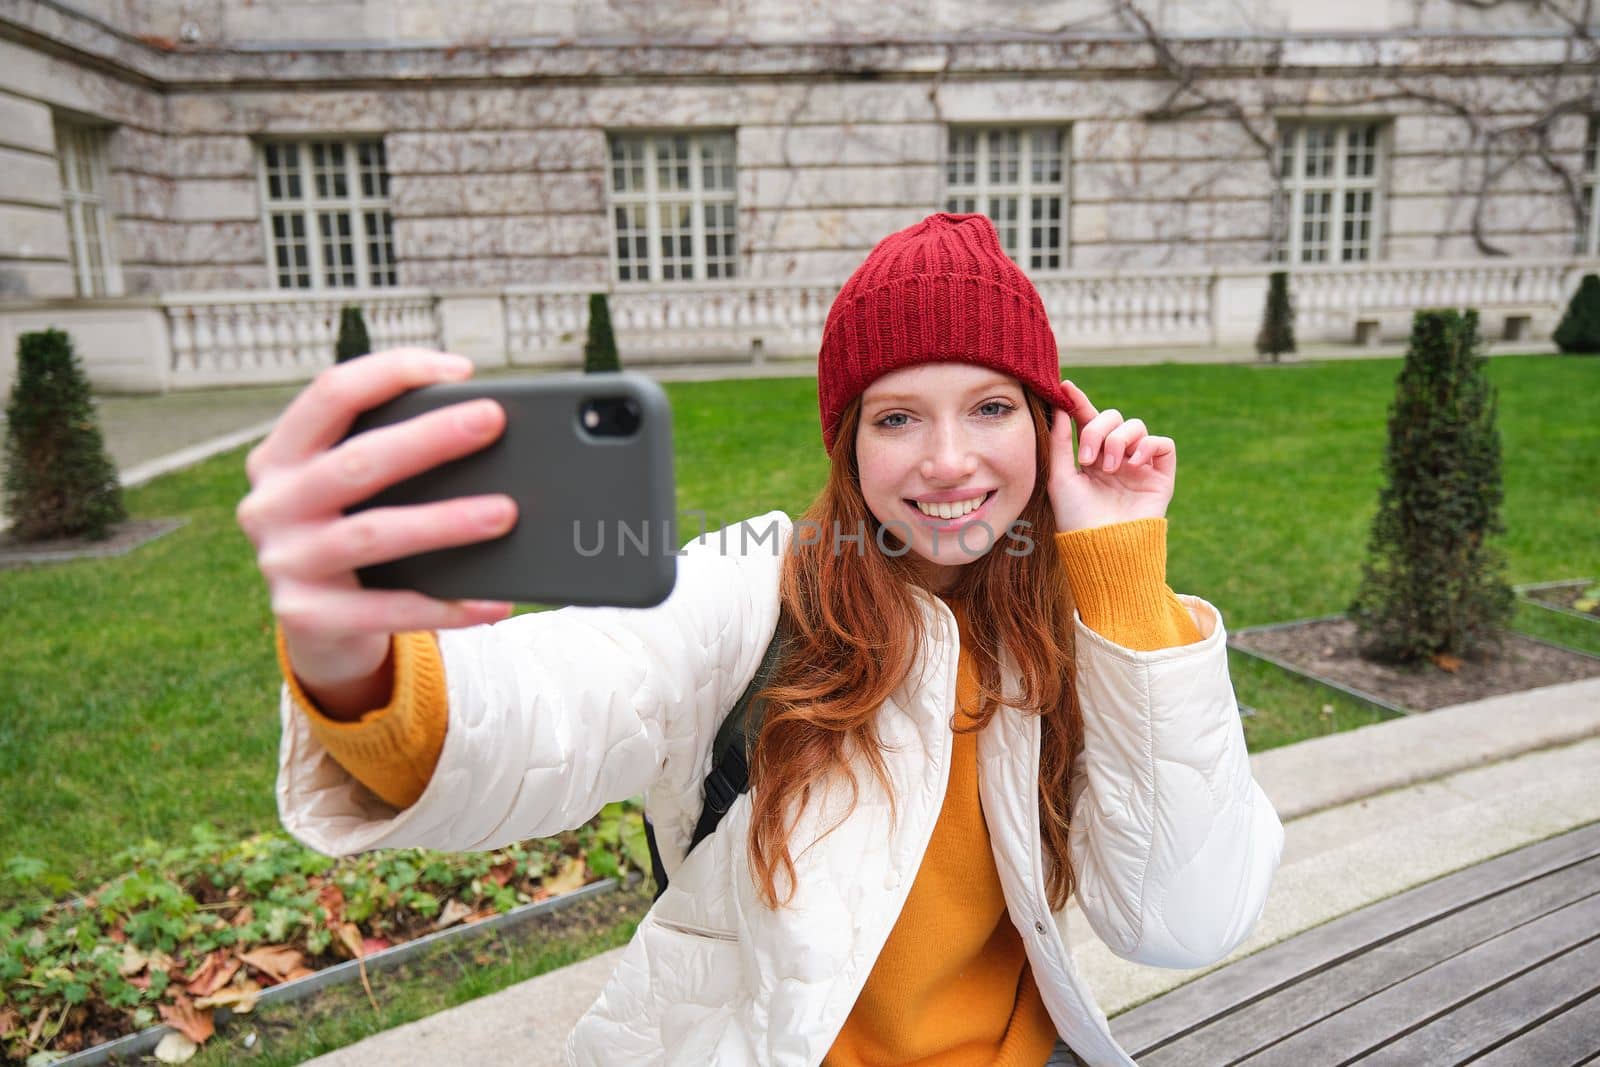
[919,421,978,484]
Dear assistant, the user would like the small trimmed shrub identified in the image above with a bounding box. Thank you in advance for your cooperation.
[334,304,372,364]
[1349,309,1513,664]
[1255,270,1296,362]
[2,328,125,541]
[583,293,620,373]
[1553,272,1600,354]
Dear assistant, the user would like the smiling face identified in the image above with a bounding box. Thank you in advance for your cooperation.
[855,362,1039,590]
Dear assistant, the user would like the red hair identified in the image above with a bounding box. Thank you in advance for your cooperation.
[746,389,1084,910]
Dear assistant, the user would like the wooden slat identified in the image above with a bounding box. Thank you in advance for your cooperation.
[1233,892,1600,1065]
[1469,989,1600,1067]
[1358,936,1600,1065]
[1112,821,1600,1058]
[1135,857,1600,1066]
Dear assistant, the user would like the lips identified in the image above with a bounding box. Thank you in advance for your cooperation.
[905,491,996,529]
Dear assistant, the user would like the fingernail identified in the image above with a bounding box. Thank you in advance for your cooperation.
[437,355,474,378]
[466,599,511,616]
[474,496,513,527]
[460,400,498,433]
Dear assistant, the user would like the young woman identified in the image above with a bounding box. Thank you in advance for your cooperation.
[240,213,1283,1067]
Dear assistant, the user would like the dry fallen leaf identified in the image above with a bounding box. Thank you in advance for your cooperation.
[153,1031,198,1064]
[317,883,346,927]
[231,905,254,928]
[541,855,586,896]
[486,860,517,887]
[158,995,215,1045]
[238,945,304,983]
[185,951,241,997]
[433,898,473,931]
[0,1007,19,1034]
[1432,652,1464,673]
[335,922,381,1012]
[118,943,151,978]
[335,921,365,959]
[194,978,261,1014]
[361,936,392,955]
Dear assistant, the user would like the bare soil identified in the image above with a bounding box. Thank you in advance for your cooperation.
[1232,616,1600,712]
[1523,581,1600,620]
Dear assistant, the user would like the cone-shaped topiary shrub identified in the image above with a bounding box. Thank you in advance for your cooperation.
[583,293,620,373]
[3,328,126,541]
[1349,309,1513,664]
[1553,273,1600,354]
[335,305,372,364]
[1255,270,1296,362]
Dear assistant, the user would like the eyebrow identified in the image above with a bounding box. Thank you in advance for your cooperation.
[863,377,1021,407]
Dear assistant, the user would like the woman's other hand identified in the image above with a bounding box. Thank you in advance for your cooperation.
[1047,379,1176,532]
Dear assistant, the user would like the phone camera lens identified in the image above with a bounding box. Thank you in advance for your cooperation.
[579,396,642,439]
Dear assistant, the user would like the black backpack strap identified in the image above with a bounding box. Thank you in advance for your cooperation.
[691,621,787,853]
[648,620,787,899]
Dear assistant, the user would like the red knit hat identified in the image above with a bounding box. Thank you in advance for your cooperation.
[816,212,1070,451]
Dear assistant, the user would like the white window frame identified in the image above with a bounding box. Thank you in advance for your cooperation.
[1273,120,1386,264]
[943,125,1070,273]
[606,131,739,284]
[257,139,396,290]
[1581,116,1599,255]
[55,121,122,298]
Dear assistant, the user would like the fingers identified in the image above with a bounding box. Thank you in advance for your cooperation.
[247,348,474,482]
[242,397,506,532]
[1130,434,1177,477]
[274,580,513,638]
[1058,379,1099,426]
[1097,418,1147,473]
[258,495,517,581]
[1074,408,1129,470]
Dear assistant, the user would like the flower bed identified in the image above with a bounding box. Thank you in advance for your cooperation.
[1518,579,1600,623]
[0,802,649,1063]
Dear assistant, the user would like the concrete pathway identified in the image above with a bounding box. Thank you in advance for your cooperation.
[302,677,1600,1067]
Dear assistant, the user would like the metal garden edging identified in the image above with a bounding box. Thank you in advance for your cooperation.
[52,878,622,1067]
[1515,578,1599,626]
[1228,614,1412,717]
[1227,613,1600,718]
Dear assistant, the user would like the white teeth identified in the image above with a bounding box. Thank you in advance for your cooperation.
[915,494,987,519]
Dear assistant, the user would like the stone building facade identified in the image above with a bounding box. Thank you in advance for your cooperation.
[0,0,1595,392]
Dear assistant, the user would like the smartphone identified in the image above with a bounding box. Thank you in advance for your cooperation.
[342,372,677,608]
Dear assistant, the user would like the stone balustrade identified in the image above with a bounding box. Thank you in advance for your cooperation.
[504,281,841,365]
[1036,269,1216,347]
[1291,259,1579,339]
[163,289,440,387]
[5,257,1587,395]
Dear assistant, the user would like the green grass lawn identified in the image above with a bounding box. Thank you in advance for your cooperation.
[2,355,1597,903]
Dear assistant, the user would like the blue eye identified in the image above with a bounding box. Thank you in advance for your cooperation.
[877,413,910,429]
[978,400,1016,417]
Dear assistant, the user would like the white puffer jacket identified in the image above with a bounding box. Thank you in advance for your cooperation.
[277,512,1283,1067]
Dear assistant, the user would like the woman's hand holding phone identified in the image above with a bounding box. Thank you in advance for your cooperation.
[236,348,518,719]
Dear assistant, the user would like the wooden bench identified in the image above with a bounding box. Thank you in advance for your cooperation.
[1111,821,1600,1064]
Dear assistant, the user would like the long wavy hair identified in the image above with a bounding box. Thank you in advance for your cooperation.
[746,388,1085,910]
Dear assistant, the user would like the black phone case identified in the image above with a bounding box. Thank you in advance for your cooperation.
[344,372,677,608]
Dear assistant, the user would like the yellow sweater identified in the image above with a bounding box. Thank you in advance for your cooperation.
[823,521,1201,1066]
[279,518,1203,1065]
